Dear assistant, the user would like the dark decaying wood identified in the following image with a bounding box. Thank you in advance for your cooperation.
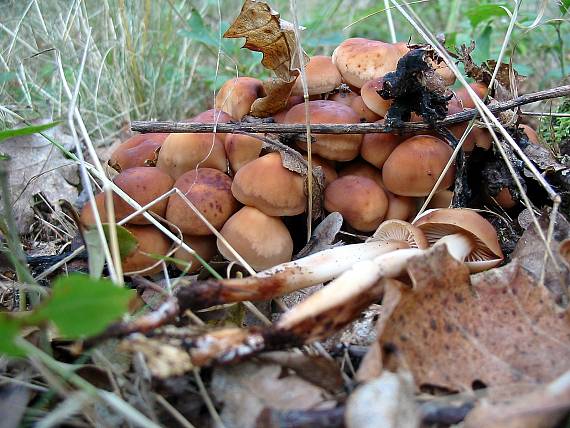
[131,85,570,134]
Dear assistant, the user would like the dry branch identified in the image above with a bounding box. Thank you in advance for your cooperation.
[131,85,570,135]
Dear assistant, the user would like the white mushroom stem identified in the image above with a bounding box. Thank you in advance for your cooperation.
[186,240,410,306]
[277,233,474,334]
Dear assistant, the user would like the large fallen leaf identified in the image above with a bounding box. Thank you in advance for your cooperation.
[224,0,309,116]
[376,246,570,391]
[211,360,334,428]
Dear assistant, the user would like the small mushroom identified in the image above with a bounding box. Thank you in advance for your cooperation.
[122,225,171,275]
[225,133,263,173]
[173,234,218,274]
[166,168,238,235]
[338,160,384,187]
[109,133,167,172]
[156,132,227,179]
[325,175,389,232]
[217,206,294,271]
[360,79,392,117]
[382,135,455,197]
[349,95,381,122]
[285,100,363,161]
[291,56,342,96]
[231,152,306,216]
[215,77,265,120]
[360,127,403,169]
[185,109,234,143]
[303,154,338,186]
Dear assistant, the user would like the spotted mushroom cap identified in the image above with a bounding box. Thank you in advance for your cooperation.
[412,208,504,272]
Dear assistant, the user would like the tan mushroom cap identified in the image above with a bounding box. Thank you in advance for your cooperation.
[109,133,167,172]
[217,206,293,271]
[215,77,265,120]
[361,78,392,117]
[273,96,304,123]
[412,208,504,272]
[166,168,238,235]
[329,90,359,107]
[385,193,416,221]
[231,152,306,216]
[332,38,409,88]
[80,192,109,228]
[291,56,342,96]
[382,135,455,197]
[225,133,263,173]
[173,234,218,274]
[338,160,383,187]
[455,82,488,109]
[122,225,171,275]
[350,95,381,122]
[446,97,492,151]
[360,128,402,169]
[368,219,428,249]
[519,124,540,145]
[324,175,389,232]
[493,187,516,209]
[157,132,227,179]
[285,100,363,161]
[112,167,174,225]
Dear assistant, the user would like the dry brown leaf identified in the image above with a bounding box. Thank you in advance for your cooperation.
[250,77,296,118]
[376,246,570,392]
[211,360,334,428]
[224,0,308,117]
[224,0,307,82]
[464,371,570,428]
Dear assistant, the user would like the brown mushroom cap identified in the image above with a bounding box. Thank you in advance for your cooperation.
[360,128,402,169]
[273,96,304,123]
[329,89,359,107]
[215,77,265,120]
[350,95,381,122]
[185,109,233,143]
[324,175,389,232]
[338,160,384,187]
[217,206,293,271]
[80,192,109,228]
[385,193,416,221]
[122,225,171,275]
[382,135,455,197]
[493,187,516,209]
[519,124,540,145]
[455,82,488,108]
[369,219,428,249]
[173,234,218,274]
[156,132,227,179]
[225,133,263,173]
[412,208,504,272]
[360,79,392,117]
[332,38,409,88]
[109,133,167,172]
[291,56,342,96]
[231,152,306,216]
[285,100,363,161]
[166,168,238,235]
[112,167,175,225]
[446,97,492,151]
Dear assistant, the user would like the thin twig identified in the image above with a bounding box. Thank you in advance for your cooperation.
[131,85,570,134]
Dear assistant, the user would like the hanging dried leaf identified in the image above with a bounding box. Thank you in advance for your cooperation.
[224,0,308,116]
[376,246,570,392]
[224,0,307,82]
[250,77,296,118]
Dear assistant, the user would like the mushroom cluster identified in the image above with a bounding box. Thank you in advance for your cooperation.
[84,37,536,276]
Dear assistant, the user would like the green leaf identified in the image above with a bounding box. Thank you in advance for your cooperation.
[0,121,61,142]
[465,4,509,28]
[33,274,134,338]
[83,223,138,278]
[179,9,220,48]
[0,315,25,357]
[561,0,570,15]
